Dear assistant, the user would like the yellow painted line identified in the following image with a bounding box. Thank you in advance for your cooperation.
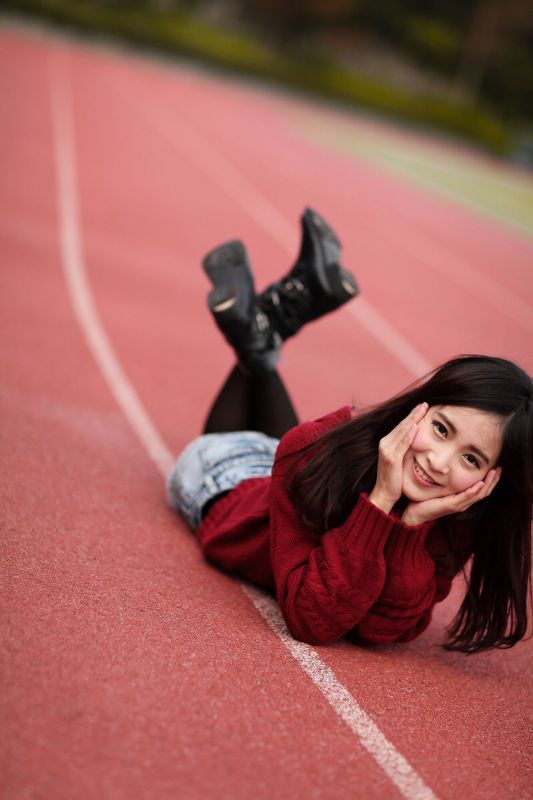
[291,114,533,240]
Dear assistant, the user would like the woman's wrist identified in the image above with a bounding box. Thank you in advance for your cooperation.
[368,488,394,515]
[401,507,421,526]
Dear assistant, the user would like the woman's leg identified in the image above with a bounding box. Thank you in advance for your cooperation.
[202,208,356,438]
[202,209,358,379]
[250,370,299,438]
[203,364,299,438]
[203,364,252,433]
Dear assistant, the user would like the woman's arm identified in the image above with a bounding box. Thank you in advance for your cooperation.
[353,520,460,644]
[356,575,452,645]
[270,488,393,644]
[268,411,434,645]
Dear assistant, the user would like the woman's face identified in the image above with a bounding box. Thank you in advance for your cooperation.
[402,405,503,503]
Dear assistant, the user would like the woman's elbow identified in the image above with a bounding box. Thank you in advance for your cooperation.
[286,622,336,646]
[282,608,346,646]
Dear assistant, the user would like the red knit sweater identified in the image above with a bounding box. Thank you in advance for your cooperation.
[196,407,472,646]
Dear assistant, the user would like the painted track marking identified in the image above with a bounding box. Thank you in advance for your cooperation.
[49,54,173,478]
[116,69,533,343]
[111,76,433,378]
[48,49,438,800]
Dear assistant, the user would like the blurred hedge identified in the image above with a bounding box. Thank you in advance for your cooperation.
[2,0,510,153]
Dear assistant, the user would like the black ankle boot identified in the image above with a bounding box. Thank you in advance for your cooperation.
[257,208,359,341]
[203,240,281,375]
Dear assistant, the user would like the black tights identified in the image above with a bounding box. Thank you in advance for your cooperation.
[203,364,299,439]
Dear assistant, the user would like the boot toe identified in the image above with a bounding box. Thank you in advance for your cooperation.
[301,208,342,295]
[304,208,341,249]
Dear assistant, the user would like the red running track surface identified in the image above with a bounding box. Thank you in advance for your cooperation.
[1,22,532,800]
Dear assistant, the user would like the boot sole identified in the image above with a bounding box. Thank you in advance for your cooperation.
[203,241,281,374]
[203,240,254,328]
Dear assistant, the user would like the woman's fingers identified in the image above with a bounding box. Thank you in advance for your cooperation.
[466,467,500,499]
[403,467,502,524]
[377,403,427,474]
[384,403,428,448]
[371,403,428,514]
[446,467,502,512]
[396,403,427,453]
[397,403,428,434]
[474,467,501,500]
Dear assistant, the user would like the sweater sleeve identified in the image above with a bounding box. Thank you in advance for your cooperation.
[268,409,416,645]
[356,518,474,645]
[354,523,452,645]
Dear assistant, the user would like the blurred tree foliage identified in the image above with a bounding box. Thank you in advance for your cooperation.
[20,0,532,119]
[235,0,533,120]
[3,0,532,151]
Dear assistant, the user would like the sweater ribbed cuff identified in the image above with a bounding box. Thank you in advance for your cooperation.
[343,494,434,572]
[383,517,434,572]
[199,477,266,534]
[340,493,400,552]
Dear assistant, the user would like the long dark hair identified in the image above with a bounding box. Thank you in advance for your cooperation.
[287,355,533,653]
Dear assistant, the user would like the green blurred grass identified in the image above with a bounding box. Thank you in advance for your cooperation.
[297,115,533,238]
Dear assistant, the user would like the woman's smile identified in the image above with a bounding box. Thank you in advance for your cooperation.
[413,458,440,487]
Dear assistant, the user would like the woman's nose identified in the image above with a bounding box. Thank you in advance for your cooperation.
[427,450,450,473]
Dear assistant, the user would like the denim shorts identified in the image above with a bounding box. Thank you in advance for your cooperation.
[166,430,280,530]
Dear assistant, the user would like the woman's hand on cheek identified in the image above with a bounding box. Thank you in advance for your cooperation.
[369,403,428,514]
[401,467,502,526]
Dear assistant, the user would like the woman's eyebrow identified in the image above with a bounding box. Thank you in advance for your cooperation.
[437,411,490,465]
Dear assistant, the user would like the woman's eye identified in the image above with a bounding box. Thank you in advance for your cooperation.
[464,454,481,469]
[432,420,447,437]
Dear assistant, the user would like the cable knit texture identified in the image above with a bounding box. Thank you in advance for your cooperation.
[196,406,473,646]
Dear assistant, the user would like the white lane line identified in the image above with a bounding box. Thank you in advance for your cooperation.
[48,52,438,800]
[244,587,437,800]
[390,231,533,336]
[349,298,432,376]
[49,51,173,478]
[113,79,432,379]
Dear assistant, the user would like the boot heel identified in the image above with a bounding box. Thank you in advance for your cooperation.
[324,264,360,302]
[202,239,281,375]
[204,239,254,321]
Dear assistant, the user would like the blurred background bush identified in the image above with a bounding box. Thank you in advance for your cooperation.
[3,0,533,158]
